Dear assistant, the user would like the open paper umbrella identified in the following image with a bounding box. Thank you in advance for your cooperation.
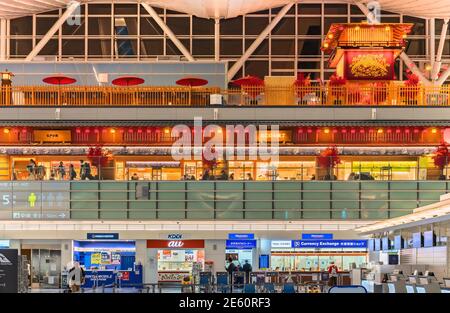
[176,77,208,105]
[43,75,77,86]
[112,76,145,87]
[232,75,264,99]
[176,77,208,87]
[43,75,77,105]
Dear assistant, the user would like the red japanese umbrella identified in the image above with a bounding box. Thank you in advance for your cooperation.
[232,75,264,99]
[176,77,208,105]
[112,76,145,87]
[43,75,77,86]
[176,77,208,87]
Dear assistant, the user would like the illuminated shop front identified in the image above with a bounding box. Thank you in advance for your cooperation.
[270,240,368,271]
[147,239,205,283]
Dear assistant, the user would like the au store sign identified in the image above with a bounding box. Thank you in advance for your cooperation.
[226,240,257,249]
[147,240,205,249]
[292,240,368,249]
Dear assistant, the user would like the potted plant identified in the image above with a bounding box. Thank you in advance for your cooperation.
[432,142,449,180]
[317,146,341,180]
[328,74,346,105]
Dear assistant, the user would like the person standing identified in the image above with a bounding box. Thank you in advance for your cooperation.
[79,160,86,180]
[242,260,253,284]
[225,257,236,286]
[327,261,339,287]
[68,262,85,293]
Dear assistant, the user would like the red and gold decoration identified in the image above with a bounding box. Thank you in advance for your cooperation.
[433,142,450,180]
[87,145,112,168]
[322,23,412,81]
[317,146,341,169]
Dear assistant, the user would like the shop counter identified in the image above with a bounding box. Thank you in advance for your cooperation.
[265,271,351,285]
[158,271,190,283]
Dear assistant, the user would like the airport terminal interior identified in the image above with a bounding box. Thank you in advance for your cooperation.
[0,0,450,295]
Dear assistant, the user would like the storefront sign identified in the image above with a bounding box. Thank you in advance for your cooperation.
[147,240,205,249]
[228,233,255,240]
[302,233,333,240]
[291,240,367,249]
[226,240,257,249]
[33,130,71,143]
[0,240,10,248]
[0,249,18,293]
[271,240,292,248]
[167,234,183,239]
[87,233,119,240]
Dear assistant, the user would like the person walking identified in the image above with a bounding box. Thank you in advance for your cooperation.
[58,161,66,180]
[68,262,85,293]
[327,262,339,287]
[242,260,253,284]
[69,164,77,180]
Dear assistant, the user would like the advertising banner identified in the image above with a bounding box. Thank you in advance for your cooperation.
[228,233,255,240]
[291,240,367,249]
[0,249,18,293]
[302,234,333,240]
[225,240,257,249]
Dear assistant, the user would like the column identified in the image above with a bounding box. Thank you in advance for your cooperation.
[0,19,7,61]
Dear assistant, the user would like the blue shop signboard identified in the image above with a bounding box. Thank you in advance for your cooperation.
[87,233,119,240]
[226,240,257,249]
[228,234,255,240]
[291,240,367,249]
[302,233,334,240]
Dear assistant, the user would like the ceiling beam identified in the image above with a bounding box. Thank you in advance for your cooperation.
[141,2,195,62]
[25,0,80,61]
[227,2,294,81]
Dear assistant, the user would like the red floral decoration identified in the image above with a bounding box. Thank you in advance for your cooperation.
[317,146,341,169]
[404,73,419,86]
[294,73,311,98]
[87,145,111,168]
[433,142,450,170]
[329,74,347,86]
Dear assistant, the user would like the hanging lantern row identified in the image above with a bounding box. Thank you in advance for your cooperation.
[297,127,442,135]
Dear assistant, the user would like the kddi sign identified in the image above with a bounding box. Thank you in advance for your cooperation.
[167,234,183,240]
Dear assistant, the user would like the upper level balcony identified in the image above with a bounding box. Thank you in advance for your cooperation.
[1,83,450,107]
[0,180,449,221]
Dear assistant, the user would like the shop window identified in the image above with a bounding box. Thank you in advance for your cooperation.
[36,17,59,36]
[38,39,58,56]
[9,40,33,58]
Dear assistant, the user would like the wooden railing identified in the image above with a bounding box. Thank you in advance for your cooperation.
[1,84,450,106]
